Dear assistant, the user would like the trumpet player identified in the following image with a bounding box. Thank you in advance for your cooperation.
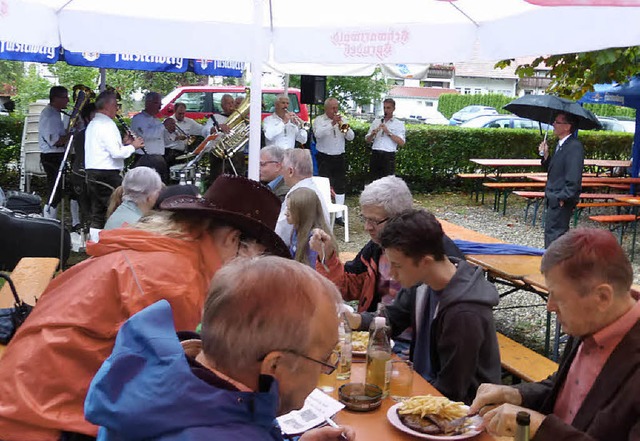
[313,97,354,226]
[263,94,308,149]
[163,102,203,167]
[365,98,405,181]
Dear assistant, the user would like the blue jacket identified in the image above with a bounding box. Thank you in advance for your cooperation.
[85,300,283,441]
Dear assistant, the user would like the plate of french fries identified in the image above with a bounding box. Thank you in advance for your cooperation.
[387,395,482,439]
[351,331,369,355]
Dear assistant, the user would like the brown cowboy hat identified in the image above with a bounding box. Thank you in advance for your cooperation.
[160,175,290,259]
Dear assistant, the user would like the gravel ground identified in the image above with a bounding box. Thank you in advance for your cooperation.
[332,190,640,357]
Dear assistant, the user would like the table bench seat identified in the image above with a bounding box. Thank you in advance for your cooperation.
[497,332,558,383]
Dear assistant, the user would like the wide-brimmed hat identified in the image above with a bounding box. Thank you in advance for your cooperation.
[160,175,290,258]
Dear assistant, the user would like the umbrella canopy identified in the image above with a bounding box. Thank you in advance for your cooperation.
[504,95,601,130]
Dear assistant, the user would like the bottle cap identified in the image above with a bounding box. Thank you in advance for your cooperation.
[516,411,530,425]
[374,316,385,328]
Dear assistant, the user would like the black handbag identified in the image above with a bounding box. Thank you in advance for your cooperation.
[0,273,33,345]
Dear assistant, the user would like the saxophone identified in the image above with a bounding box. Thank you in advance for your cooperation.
[210,89,251,159]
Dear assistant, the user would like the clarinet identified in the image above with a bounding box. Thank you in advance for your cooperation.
[115,114,148,154]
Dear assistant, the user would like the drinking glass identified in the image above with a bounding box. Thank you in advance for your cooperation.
[389,360,413,402]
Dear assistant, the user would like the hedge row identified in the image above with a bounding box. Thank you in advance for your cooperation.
[1,116,634,195]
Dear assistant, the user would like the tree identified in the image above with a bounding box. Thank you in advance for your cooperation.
[0,60,24,95]
[497,46,640,99]
[14,64,51,113]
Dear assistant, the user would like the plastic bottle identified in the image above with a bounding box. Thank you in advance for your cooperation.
[337,312,352,380]
[515,411,530,441]
[366,316,392,398]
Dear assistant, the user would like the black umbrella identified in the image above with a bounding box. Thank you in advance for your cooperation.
[504,95,601,130]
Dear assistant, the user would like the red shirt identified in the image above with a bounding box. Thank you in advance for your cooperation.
[554,298,640,424]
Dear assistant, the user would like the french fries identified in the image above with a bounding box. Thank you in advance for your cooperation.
[398,395,467,421]
[351,331,369,352]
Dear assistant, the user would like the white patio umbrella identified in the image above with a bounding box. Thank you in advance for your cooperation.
[4,0,640,179]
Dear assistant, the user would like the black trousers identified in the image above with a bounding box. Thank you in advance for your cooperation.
[86,169,122,229]
[369,150,396,181]
[316,152,346,194]
[41,152,65,208]
[544,199,575,248]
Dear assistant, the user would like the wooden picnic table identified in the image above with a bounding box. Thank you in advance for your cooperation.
[528,175,640,185]
[471,158,630,169]
[333,360,497,441]
[465,254,542,281]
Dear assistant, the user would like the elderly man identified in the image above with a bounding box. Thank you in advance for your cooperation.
[313,97,354,226]
[0,175,290,441]
[163,101,203,168]
[201,93,245,179]
[85,90,145,234]
[263,94,308,149]
[310,176,461,312]
[84,257,355,441]
[275,149,330,246]
[131,92,176,183]
[260,145,290,202]
[365,98,406,181]
[470,228,640,440]
[539,112,584,248]
[39,86,70,220]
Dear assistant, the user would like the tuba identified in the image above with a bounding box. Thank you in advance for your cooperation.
[66,84,94,135]
[210,89,251,159]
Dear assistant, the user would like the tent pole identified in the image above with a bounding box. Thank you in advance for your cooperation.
[99,68,106,91]
[247,0,265,181]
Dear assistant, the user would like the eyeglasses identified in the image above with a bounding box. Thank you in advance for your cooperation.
[358,214,389,226]
[260,160,280,167]
[553,120,570,125]
[259,349,339,375]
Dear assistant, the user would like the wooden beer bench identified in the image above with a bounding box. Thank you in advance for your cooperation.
[0,257,59,360]
[497,332,558,383]
[573,201,633,226]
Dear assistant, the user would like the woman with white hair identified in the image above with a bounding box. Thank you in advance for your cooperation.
[104,166,163,230]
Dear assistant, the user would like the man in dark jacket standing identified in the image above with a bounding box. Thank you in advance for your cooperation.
[344,209,501,404]
[540,112,584,248]
[470,228,639,440]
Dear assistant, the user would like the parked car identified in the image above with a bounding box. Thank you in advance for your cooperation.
[460,115,551,130]
[596,116,634,133]
[449,105,499,125]
[159,86,309,121]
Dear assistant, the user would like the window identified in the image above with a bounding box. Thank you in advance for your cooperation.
[176,92,208,113]
[464,88,471,95]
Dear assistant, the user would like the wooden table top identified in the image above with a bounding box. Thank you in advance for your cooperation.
[465,254,542,280]
[615,195,640,205]
[529,175,640,184]
[522,273,547,292]
[332,361,495,441]
[470,158,630,168]
[439,219,504,244]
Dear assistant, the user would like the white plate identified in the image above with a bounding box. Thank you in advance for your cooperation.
[342,303,355,313]
[386,403,483,440]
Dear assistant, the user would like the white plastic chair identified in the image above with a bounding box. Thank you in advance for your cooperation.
[311,176,349,242]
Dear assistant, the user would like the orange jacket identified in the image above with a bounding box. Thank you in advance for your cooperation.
[0,228,222,441]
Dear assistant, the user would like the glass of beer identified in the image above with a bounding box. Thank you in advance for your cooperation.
[389,360,413,402]
[317,350,339,394]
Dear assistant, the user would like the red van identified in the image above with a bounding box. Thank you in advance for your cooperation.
[159,86,309,121]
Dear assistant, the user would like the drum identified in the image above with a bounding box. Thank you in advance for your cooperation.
[169,163,196,184]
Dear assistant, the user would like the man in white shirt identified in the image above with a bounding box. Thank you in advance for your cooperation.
[131,92,175,183]
[262,94,308,149]
[164,102,203,168]
[275,149,330,247]
[201,94,245,180]
[365,98,406,181]
[39,86,70,219]
[85,90,144,232]
[313,97,354,226]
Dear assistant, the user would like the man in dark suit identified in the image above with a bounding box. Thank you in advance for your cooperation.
[469,228,640,440]
[539,112,584,248]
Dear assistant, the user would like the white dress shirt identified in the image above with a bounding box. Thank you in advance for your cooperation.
[39,105,67,154]
[262,113,308,149]
[313,114,355,155]
[131,111,166,155]
[366,117,406,153]
[275,177,331,246]
[85,113,136,170]
[164,117,203,152]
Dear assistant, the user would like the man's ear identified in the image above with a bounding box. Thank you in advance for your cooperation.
[594,282,614,311]
[220,227,242,249]
[260,351,283,376]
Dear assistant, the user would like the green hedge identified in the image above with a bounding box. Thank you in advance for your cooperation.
[344,121,633,193]
[0,116,634,195]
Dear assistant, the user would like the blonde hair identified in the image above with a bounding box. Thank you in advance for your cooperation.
[287,188,338,265]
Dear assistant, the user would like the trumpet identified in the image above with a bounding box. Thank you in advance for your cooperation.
[335,114,350,134]
[288,112,310,130]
